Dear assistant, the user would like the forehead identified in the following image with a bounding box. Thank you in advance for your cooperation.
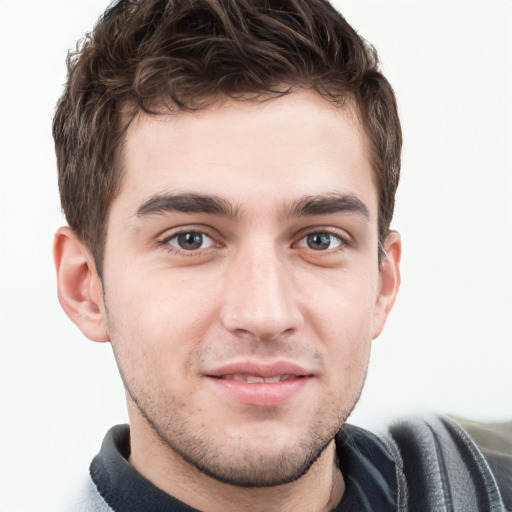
[117,90,377,220]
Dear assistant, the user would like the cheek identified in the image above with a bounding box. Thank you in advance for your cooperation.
[304,267,378,332]
[104,268,222,362]
[303,271,377,369]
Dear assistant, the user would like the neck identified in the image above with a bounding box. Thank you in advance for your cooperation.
[128,414,345,512]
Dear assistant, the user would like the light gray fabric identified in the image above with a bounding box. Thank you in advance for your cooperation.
[73,477,113,512]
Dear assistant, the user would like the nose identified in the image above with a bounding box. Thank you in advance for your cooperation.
[220,244,304,341]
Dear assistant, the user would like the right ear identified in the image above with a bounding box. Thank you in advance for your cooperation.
[53,226,110,342]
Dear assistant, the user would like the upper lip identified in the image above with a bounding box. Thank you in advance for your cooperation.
[205,360,312,379]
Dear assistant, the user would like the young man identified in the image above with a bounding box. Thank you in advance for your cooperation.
[53,0,511,510]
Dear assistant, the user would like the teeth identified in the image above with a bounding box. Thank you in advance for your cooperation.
[246,376,265,383]
[221,374,294,383]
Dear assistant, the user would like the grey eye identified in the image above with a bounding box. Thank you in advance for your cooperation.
[298,233,342,251]
[168,232,214,251]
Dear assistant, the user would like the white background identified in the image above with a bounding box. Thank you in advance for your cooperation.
[0,0,511,510]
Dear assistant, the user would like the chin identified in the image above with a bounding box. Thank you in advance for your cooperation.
[147,403,350,488]
[174,433,335,488]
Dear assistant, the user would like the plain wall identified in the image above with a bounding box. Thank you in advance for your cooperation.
[0,0,511,510]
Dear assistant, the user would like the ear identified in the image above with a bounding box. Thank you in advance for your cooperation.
[53,226,110,342]
[372,230,401,339]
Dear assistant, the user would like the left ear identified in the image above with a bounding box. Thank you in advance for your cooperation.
[372,230,401,339]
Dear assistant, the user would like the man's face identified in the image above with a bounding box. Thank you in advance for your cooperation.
[100,91,398,486]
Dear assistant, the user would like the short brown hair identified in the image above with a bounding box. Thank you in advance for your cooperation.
[53,0,401,274]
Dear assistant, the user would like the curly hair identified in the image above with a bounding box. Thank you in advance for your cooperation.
[53,0,401,274]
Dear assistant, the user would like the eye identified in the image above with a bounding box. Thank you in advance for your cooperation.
[167,231,215,251]
[297,232,342,251]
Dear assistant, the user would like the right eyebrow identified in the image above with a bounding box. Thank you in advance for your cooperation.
[136,192,241,220]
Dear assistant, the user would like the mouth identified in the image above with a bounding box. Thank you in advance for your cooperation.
[212,374,305,383]
[205,361,313,406]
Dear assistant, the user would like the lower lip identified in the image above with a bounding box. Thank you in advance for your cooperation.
[206,376,310,407]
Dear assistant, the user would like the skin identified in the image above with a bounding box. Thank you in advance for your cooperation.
[54,90,401,512]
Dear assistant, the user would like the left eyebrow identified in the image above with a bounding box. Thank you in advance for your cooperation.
[282,193,370,220]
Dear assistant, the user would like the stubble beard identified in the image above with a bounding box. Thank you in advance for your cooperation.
[125,381,362,488]
[105,299,369,488]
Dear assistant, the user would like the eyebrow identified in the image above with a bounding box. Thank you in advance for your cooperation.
[135,191,370,222]
[136,192,241,219]
[283,193,370,220]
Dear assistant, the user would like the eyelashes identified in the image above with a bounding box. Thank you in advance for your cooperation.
[165,231,216,251]
[295,231,344,251]
[157,225,351,258]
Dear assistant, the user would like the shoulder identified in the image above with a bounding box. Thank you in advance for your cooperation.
[57,474,113,512]
[450,416,512,511]
[384,415,511,511]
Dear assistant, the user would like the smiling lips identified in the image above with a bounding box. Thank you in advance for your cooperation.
[217,374,298,383]
[206,362,312,406]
